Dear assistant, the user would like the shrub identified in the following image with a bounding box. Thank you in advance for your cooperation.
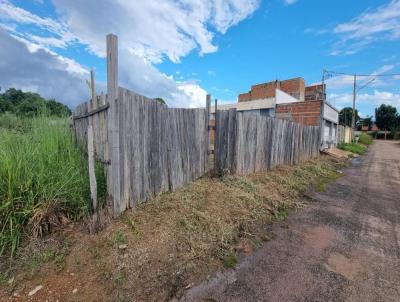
[0,116,93,258]
[358,133,373,145]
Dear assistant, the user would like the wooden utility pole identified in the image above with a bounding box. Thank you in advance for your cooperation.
[351,74,357,141]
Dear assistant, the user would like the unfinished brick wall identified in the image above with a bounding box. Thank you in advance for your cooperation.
[280,78,305,101]
[276,100,322,126]
[238,92,252,102]
[238,78,305,102]
[305,84,325,101]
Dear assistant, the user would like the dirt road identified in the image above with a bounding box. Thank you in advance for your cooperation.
[179,141,400,301]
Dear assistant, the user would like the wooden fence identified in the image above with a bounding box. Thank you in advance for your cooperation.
[214,109,321,175]
[72,33,323,216]
[73,87,209,214]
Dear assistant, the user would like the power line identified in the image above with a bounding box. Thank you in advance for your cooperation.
[325,70,400,78]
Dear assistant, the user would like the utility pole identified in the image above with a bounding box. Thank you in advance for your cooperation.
[351,74,357,141]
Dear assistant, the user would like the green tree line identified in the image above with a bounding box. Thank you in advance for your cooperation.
[339,104,400,131]
[0,88,71,117]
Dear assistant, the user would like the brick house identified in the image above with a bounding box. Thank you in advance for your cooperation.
[212,77,339,149]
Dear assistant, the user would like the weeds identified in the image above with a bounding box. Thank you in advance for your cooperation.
[222,251,237,268]
[273,203,290,221]
[0,115,104,258]
[112,231,127,246]
[338,143,367,155]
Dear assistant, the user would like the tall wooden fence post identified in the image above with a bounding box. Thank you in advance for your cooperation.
[206,94,211,172]
[88,69,98,218]
[106,33,121,215]
[87,124,97,216]
[213,98,218,171]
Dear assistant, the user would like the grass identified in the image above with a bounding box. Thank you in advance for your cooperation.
[85,155,346,300]
[338,143,368,155]
[112,230,127,246]
[0,155,346,301]
[222,251,237,268]
[358,133,373,145]
[0,114,104,258]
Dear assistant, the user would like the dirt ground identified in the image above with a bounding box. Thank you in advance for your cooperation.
[0,154,344,301]
[178,140,400,301]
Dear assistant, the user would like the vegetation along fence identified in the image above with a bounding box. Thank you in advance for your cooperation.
[214,109,321,175]
[73,34,322,216]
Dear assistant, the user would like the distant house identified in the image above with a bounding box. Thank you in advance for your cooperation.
[361,125,369,132]
[211,77,339,149]
[371,124,379,131]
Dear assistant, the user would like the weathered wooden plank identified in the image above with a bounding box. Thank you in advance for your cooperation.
[214,110,321,175]
[87,124,97,214]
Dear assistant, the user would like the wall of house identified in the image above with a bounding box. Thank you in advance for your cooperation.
[280,78,305,101]
[275,100,322,126]
[238,78,305,102]
[305,84,325,101]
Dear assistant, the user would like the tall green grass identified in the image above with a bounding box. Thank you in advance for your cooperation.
[0,115,93,258]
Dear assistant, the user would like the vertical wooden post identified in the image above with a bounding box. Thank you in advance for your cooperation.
[88,69,98,217]
[91,70,97,109]
[206,94,211,172]
[87,124,98,215]
[90,69,98,154]
[106,33,121,215]
[213,98,218,170]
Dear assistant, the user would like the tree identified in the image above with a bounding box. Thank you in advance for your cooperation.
[46,99,71,116]
[17,95,46,117]
[0,88,71,117]
[0,95,12,113]
[339,107,359,127]
[360,116,373,130]
[154,97,167,106]
[375,104,398,132]
[3,88,25,106]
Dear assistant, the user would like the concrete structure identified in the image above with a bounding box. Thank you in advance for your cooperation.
[217,77,339,149]
[239,78,306,102]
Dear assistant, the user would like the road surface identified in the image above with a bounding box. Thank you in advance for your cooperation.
[180,140,400,302]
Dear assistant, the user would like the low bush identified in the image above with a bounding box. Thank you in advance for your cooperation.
[0,115,101,258]
[338,143,367,155]
[358,133,373,145]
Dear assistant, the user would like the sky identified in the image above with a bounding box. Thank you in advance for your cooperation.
[0,0,399,118]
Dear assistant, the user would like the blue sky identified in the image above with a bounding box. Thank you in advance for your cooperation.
[0,0,399,117]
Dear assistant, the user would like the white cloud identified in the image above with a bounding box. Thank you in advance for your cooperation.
[328,90,400,111]
[284,0,298,5]
[177,82,208,108]
[0,0,259,108]
[332,0,400,55]
[52,0,259,62]
[0,29,87,108]
[0,0,76,49]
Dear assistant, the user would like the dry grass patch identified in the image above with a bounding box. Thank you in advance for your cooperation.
[0,155,346,301]
[92,154,345,300]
